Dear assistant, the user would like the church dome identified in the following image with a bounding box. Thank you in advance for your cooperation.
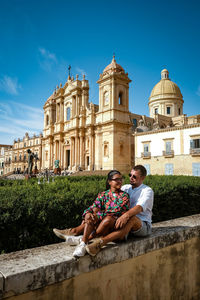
[150,69,183,99]
[103,56,125,75]
[149,69,184,118]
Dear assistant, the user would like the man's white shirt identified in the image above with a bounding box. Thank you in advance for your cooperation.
[121,184,154,225]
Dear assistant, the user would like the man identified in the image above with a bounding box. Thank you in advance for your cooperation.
[85,165,154,256]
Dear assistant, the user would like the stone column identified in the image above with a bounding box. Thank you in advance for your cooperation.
[80,136,83,168]
[75,136,78,169]
[70,138,73,169]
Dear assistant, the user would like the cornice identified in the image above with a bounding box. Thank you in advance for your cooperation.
[134,123,200,136]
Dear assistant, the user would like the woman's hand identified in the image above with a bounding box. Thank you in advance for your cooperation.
[115,214,130,229]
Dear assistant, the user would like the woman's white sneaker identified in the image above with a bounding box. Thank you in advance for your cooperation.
[65,235,83,245]
[73,241,86,257]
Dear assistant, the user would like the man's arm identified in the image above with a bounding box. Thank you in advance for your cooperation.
[115,205,143,229]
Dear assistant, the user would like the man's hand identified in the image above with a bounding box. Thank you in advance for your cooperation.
[115,214,130,229]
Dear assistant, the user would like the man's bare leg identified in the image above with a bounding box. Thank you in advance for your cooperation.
[101,216,142,245]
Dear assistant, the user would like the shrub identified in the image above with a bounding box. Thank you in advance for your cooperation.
[0,175,200,253]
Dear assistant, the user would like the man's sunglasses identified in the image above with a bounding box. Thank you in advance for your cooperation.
[129,173,137,179]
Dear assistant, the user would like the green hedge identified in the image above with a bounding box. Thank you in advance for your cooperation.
[0,175,200,254]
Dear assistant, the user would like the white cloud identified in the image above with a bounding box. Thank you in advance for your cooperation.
[0,75,21,95]
[196,85,200,96]
[38,47,57,72]
[0,100,43,144]
[76,67,87,77]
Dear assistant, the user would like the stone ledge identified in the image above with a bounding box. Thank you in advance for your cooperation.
[0,214,200,299]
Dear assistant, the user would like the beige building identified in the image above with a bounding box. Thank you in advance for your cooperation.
[135,69,200,176]
[1,58,200,176]
[0,145,12,175]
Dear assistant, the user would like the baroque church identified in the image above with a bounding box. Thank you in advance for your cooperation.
[42,56,145,173]
[1,57,200,176]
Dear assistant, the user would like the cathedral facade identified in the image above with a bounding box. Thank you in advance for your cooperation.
[42,56,138,173]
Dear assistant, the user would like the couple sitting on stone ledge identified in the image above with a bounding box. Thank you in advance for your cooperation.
[53,165,154,257]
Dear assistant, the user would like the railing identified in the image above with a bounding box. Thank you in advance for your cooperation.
[163,150,174,157]
[141,152,151,158]
[190,148,200,156]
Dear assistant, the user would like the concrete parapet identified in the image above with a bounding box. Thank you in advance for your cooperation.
[0,214,200,299]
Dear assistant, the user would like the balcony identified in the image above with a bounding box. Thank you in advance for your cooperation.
[163,150,174,158]
[190,148,200,156]
[141,152,151,159]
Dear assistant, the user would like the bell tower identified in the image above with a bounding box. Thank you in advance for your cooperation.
[95,56,132,173]
[97,56,131,116]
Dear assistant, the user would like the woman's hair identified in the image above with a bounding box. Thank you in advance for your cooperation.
[106,170,121,190]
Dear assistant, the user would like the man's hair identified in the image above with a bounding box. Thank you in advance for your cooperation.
[132,165,147,177]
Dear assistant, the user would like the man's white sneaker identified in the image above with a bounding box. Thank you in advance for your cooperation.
[73,241,86,257]
[65,235,83,246]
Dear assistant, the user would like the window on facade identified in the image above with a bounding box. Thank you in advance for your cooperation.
[144,144,149,153]
[165,141,172,154]
[104,91,109,106]
[192,163,200,176]
[36,140,38,145]
[24,154,26,161]
[30,141,32,146]
[118,92,123,105]
[155,108,158,114]
[144,164,150,175]
[19,155,21,161]
[104,144,109,157]
[46,115,49,126]
[178,108,181,115]
[67,107,71,121]
[165,163,174,175]
[190,139,200,149]
[167,107,171,115]
[15,156,17,162]
[24,142,26,147]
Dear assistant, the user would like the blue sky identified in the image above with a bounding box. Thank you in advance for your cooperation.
[0,0,200,145]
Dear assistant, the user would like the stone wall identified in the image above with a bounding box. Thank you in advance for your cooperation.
[1,215,200,300]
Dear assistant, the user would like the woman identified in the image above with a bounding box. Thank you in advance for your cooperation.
[53,170,129,257]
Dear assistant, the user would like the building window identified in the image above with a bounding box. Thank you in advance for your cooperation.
[192,163,200,176]
[165,163,174,175]
[104,144,109,157]
[36,140,38,145]
[67,107,71,121]
[24,142,26,147]
[166,141,172,154]
[104,91,109,106]
[19,155,22,161]
[118,92,123,105]
[14,156,17,162]
[167,107,171,115]
[190,139,200,149]
[155,108,158,114]
[46,115,49,126]
[144,144,149,154]
[144,164,150,175]
[178,108,181,115]
[24,154,26,161]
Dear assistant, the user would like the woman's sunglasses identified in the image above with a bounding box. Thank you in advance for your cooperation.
[111,177,123,182]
